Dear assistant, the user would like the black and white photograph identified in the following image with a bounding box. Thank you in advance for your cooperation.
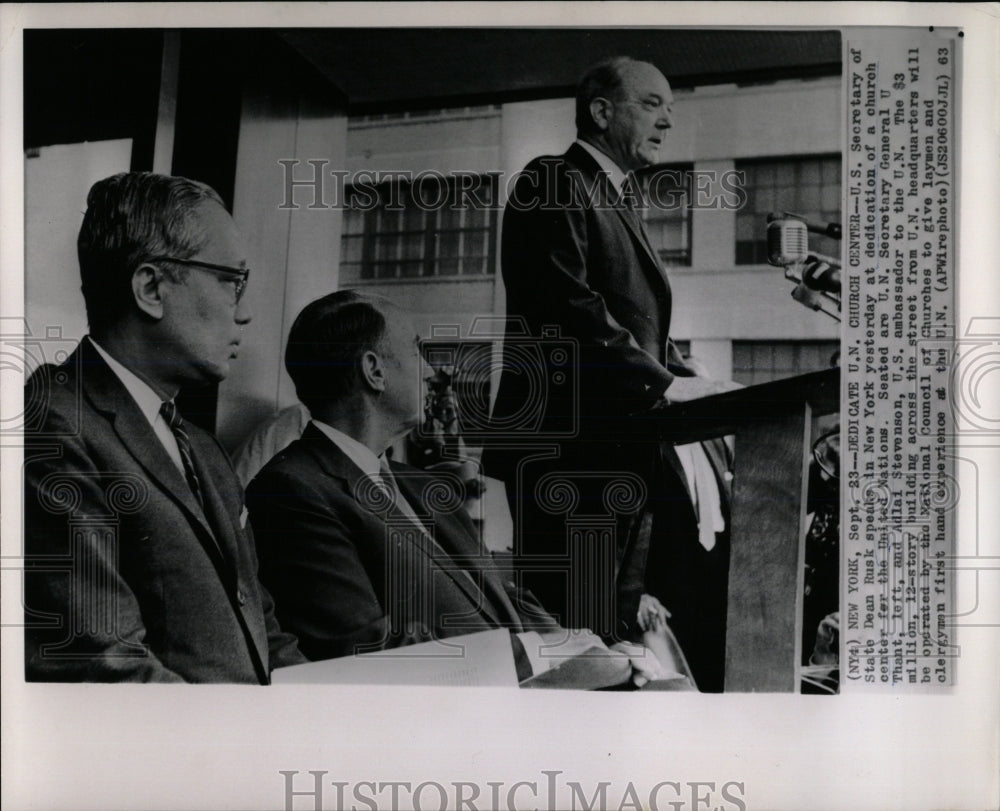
[1,4,997,810]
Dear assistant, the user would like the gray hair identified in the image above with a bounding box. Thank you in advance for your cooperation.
[77,172,224,336]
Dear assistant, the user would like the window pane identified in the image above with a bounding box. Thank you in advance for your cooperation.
[339,175,499,279]
[439,206,462,231]
[735,215,756,241]
[799,184,821,211]
[436,231,462,259]
[821,185,841,211]
[399,259,423,278]
[375,207,398,233]
[342,206,365,236]
[374,237,398,262]
[464,230,488,257]
[732,340,840,384]
[402,233,424,261]
[461,255,487,276]
[774,163,796,185]
[650,220,683,247]
[755,187,776,214]
[636,164,692,265]
[773,185,798,210]
[403,205,425,232]
[341,235,364,264]
[800,162,821,185]
[464,207,489,230]
[341,261,365,280]
[735,156,841,265]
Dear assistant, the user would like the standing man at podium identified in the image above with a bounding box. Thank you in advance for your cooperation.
[487,56,739,690]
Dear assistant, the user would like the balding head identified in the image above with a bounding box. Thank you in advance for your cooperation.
[575,57,674,172]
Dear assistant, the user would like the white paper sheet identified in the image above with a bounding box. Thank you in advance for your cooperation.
[271,629,518,687]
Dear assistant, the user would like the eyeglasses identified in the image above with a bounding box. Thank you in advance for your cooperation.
[148,256,250,302]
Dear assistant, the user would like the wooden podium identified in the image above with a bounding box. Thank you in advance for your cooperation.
[636,368,840,692]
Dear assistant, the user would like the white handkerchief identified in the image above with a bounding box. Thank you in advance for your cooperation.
[240,506,249,529]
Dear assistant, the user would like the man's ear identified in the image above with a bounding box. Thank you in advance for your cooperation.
[132,263,165,320]
[359,349,387,393]
[589,96,613,131]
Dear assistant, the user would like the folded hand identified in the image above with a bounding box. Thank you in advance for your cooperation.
[637,593,670,632]
[534,628,608,662]
[609,641,668,687]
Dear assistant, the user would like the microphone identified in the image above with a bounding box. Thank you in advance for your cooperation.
[811,221,842,240]
[766,216,809,266]
[766,213,843,322]
[801,258,841,294]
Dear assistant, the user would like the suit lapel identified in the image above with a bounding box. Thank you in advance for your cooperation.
[302,427,504,627]
[615,195,666,280]
[77,340,231,574]
[394,469,516,628]
[187,432,242,575]
[565,143,668,291]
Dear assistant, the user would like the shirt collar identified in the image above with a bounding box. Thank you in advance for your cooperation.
[575,138,630,197]
[88,337,167,428]
[310,419,383,480]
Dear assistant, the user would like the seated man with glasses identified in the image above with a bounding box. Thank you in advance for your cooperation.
[23,171,304,682]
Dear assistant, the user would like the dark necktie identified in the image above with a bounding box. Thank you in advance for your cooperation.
[160,400,205,509]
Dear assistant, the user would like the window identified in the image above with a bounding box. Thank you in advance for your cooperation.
[340,174,499,281]
[734,155,841,265]
[638,164,692,266]
[732,340,840,386]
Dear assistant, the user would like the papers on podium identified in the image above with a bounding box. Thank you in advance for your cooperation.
[271,629,519,687]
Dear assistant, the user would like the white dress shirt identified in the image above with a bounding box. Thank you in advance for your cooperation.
[576,138,630,199]
[89,338,185,475]
[673,443,726,550]
[311,420,383,482]
[311,419,436,537]
[311,420,551,675]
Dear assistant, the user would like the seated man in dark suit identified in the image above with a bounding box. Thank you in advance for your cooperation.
[23,172,304,682]
[247,290,669,686]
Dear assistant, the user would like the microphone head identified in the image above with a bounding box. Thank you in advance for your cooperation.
[766,217,809,266]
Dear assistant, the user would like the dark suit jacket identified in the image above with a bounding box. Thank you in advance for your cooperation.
[645,436,733,692]
[485,143,731,644]
[23,338,303,682]
[490,142,676,444]
[246,424,559,663]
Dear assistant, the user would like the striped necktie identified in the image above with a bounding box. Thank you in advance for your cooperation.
[160,400,205,509]
[378,456,431,536]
